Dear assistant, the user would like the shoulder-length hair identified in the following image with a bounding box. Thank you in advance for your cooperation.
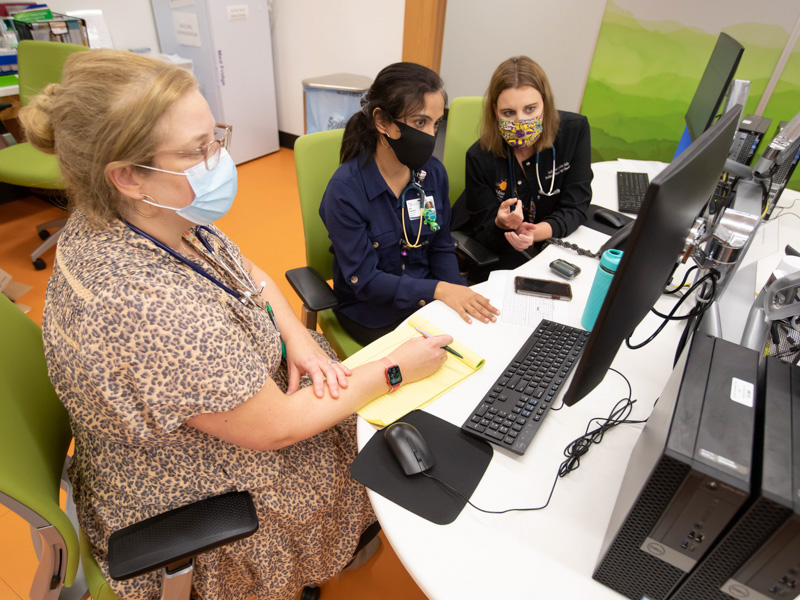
[479,56,560,158]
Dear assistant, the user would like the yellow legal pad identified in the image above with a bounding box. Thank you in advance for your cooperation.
[346,315,485,427]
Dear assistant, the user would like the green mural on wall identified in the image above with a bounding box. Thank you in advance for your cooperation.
[580,0,800,191]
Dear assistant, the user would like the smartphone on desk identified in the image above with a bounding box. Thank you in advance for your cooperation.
[514,276,573,301]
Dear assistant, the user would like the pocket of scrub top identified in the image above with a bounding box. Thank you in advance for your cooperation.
[368,230,400,272]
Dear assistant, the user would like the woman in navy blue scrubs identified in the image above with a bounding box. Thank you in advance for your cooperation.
[320,63,499,345]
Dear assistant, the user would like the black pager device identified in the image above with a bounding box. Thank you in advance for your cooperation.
[549,258,581,279]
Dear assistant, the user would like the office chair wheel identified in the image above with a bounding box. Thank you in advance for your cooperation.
[33,258,47,271]
[38,229,51,241]
[300,585,321,600]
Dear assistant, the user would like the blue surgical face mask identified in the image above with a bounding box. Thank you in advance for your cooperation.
[134,148,238,225]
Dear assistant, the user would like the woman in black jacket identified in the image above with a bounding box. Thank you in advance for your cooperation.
[455,56,593,280]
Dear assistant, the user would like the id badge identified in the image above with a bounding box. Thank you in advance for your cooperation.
[422,195,436,220]
[406,198,421,220]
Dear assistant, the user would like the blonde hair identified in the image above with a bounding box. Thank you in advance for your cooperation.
[479,56,560,158]
[20,49,198,225]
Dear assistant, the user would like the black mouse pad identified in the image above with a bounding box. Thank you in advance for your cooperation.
[585,204,634,236]
[350,410,493,525]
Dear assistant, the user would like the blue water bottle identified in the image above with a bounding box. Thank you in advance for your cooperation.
[581,249,623,331]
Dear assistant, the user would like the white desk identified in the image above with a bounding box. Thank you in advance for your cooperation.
[357,161,800,599]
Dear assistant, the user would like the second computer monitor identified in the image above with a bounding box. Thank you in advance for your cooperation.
[561,105,742,407]
[685,32,744,142]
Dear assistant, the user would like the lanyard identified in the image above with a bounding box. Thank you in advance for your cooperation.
[124,221,286,356]
[126,221,250,300]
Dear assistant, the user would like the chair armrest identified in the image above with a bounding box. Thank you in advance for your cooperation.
[285,266,339,312]
[107,491,258,580]
[451,231,499,268]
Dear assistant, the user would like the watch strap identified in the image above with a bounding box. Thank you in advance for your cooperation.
[380,356,401,392]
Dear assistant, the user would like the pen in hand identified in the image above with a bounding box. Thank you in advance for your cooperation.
[415,327,464,359]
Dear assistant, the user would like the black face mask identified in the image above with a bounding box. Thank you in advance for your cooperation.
[383,120,436,171]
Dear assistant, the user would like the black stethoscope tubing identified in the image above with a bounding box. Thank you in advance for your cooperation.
[398,170,427,249]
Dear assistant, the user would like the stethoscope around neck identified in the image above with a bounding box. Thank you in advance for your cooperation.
[508,146,559,199]
[397,169,428,251]
[124,221,264,306]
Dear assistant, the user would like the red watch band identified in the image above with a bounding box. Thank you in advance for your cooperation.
[380,356,402,392]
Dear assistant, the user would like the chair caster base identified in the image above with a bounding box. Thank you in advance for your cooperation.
[33,258,46,270]
[38,229,51,240]
[301,585,321,600]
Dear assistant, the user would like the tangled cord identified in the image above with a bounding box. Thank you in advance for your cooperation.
[625,269,720,351]
[424,369,642,513]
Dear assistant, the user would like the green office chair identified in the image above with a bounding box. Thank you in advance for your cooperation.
[442,96,485,207]
[442,96,498,270]
[0,40,88,271]
[286,128,363,360]
[0,293,259,600]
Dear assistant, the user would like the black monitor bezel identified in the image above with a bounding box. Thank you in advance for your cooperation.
[685,32,744,142]
[561,106,742,407]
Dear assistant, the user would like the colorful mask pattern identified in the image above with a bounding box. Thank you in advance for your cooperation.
[498,116,543,148]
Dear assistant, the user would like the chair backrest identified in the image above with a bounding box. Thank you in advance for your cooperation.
[18,40,88,106]
[0,294,79,587]
[442,96,485,207]
[293,128,345,281]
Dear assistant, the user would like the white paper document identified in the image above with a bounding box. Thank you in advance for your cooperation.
[487,271,569,329]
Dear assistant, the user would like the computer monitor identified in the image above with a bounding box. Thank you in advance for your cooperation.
[685,32,744,142]
[561,105,741,407]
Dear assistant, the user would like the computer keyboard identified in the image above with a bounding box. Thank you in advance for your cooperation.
[617,171,650,214]
[461,319,589,456]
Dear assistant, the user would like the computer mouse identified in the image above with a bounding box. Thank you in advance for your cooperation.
[594,208,626,229]
[384,422,435,475]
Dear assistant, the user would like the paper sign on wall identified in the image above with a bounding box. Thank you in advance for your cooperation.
[227,5,249,21]
[172,11,201,47]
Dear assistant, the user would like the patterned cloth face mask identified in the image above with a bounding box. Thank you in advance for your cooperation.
[498,115,544,148]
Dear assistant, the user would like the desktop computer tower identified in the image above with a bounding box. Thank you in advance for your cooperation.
[728,115,771,166]
[668,356,799,600]
[765,120,800,220]
[592,333,759,600]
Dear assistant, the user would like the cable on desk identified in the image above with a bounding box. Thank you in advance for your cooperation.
[425,369,642,514]
[626,269,719,351]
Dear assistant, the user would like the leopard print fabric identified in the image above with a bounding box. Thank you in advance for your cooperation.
[42,211,375,600]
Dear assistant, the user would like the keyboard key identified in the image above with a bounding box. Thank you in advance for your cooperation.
[460,319,587,456]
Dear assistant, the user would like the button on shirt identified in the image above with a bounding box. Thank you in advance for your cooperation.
[320,156,464,329]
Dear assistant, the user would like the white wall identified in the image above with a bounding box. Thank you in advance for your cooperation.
[439,0,607,112]
[42,0,404,137]
[268,0,404,136]
[46,0,161,53]
[41,0,606,134]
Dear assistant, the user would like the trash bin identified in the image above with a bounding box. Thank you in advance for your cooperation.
[302,73,372,134]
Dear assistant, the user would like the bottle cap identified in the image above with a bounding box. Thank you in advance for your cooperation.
[600,248,623,272]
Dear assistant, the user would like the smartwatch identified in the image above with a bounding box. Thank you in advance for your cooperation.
[380,356,402,392]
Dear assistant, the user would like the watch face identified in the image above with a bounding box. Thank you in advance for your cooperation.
[386,365,402,386]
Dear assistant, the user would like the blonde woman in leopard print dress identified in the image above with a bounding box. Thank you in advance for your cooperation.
[23,49,452,600]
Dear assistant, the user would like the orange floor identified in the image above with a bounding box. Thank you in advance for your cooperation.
[0,148,428,600]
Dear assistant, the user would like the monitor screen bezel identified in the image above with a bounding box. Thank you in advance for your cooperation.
[685,32,744,142]
[561,105,742,407]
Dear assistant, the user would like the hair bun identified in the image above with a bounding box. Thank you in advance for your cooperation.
[19,82,61,154]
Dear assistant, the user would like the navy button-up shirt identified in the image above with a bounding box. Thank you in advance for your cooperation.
[320,155,464,329]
